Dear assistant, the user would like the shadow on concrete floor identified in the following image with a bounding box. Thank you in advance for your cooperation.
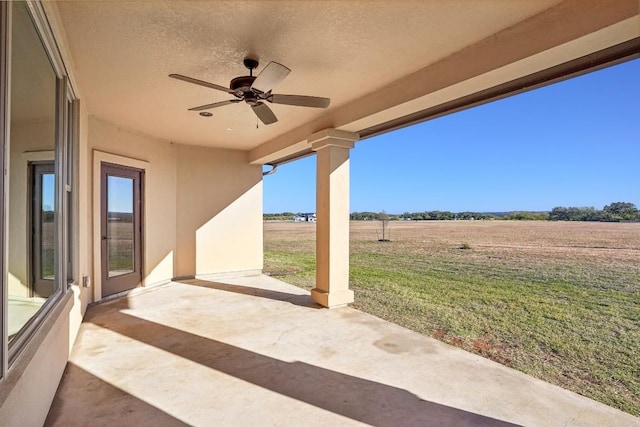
[180,278,322,309]
[59,308,518,427]
[46,362,189,427]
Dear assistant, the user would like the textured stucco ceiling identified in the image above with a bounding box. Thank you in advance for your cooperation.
[54,0,568,151]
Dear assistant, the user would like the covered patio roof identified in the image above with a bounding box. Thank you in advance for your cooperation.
[45,276,639,426]
[49,1,639,164]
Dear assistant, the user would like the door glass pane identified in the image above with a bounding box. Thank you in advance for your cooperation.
[107,176,135,277]
[40,173,55,280]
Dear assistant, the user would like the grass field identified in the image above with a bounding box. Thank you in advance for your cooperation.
[107,221,135,275]
[264,220,640,416]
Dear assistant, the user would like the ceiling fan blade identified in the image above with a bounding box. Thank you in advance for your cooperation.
[169,74,231,93]
[269,94,330,108]
[251,102,278,125]
[251,62,291,94]
[188,99,241,111]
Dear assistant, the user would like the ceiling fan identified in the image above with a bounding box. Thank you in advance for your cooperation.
[169,58,330,125]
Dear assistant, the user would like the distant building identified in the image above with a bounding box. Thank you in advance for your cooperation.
[293,213,316,222]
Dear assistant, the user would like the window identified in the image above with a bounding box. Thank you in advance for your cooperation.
[1,1,77,371]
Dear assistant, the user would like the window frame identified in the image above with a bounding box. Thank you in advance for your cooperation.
[0,0,10,377]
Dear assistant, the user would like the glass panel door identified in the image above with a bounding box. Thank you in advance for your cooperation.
[101,163,143,297]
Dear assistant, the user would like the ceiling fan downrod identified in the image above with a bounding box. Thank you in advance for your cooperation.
[243,58,259,76]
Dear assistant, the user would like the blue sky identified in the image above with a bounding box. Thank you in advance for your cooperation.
[269,58,639,213]
[44,175,134,213]
[108,176,133,213]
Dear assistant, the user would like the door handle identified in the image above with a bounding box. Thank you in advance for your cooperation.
[102,236,110,240]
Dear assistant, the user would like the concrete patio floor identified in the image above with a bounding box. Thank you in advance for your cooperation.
[45,275,639,427]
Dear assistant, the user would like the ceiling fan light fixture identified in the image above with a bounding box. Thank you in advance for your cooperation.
[199,111,213,117]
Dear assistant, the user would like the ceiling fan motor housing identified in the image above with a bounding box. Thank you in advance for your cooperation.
[230,75,257,93]
[230,58,263,100]
[230,75,262,104]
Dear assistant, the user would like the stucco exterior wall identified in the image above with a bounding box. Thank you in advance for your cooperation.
[175,144,263,278]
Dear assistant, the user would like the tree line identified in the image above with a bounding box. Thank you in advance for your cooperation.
[350,211,546,221]
[265,202,640,222]
[548,202,639,222]
[351,202,639,222]
[263,212,298,221]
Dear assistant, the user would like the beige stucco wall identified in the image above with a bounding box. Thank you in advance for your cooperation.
[175,144,263,278]
[0,293,75,426]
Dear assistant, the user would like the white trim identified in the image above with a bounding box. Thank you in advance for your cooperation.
[92,150,150,302]
[25,2,66,81]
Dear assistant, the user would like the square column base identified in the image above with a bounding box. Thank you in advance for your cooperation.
[311,288,354,308]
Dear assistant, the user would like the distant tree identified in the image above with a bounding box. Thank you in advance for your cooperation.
[351,211,378,220]
[548,203,639,222]
[603,202,638,221]
[549,207,569,221]
[455,211,491,220]
[505,212,549,221]
[426,210,455,220]
[263,212,296,221]
[379,211,391,241]
[43,210,55,222]
[579,207,598,221]
[590,209,613,222]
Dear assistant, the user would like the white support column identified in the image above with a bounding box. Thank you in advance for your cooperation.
[309,129,359,308]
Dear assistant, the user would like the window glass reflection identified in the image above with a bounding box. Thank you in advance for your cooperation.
[8,1,58,342]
